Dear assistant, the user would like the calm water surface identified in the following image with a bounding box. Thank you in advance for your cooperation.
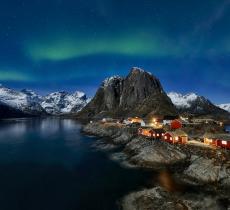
[225,125,230,132]
[0,118,152,210]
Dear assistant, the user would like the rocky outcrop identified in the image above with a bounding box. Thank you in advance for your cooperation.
[184,156,230,186]
[121,186,229,210]
[125,137,187,169]
[78,67,177,119]
[83,122,135,144]
[83,122,187,168]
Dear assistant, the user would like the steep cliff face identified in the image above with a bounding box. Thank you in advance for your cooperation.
[78,67,177,118]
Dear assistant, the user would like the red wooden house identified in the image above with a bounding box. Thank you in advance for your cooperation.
[150,129,165,139]
[170,119,182,130]
[138,127,152,137]
[203,133,230,149]
[163,130,188,144]
[138,128,165,139]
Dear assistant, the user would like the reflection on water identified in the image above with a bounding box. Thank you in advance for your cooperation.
[0,122,26,143]
[0,117,151,210]
[158,170,183,192]
[0,118,81,141]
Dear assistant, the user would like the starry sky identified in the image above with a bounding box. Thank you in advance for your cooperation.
[0,0,230,103]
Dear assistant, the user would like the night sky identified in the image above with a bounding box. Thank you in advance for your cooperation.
[0,0,230,103]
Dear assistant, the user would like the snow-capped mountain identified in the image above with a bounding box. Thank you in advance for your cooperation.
[218,104,230,113]
[167,92,199,108]
[0,85,45,115]
[0,85,90,118]
[21,89,43,103]
[41,91,90,114]
[168,92,228,117]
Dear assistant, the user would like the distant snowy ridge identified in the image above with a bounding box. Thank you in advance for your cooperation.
[0,85,90,115]
[168,92,229,117]
[167,92,199,108]
[0,86,44,114]
[217,104,230,113]
[41,91,90,114]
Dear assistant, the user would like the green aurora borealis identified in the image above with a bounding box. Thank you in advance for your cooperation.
[0,0,230,102]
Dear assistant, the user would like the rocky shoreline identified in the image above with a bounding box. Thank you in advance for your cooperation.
[83,122,230,209]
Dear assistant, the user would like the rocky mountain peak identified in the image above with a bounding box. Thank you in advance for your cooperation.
[129,67,152,76]
[102,76,122,88]
[78,67,177,118]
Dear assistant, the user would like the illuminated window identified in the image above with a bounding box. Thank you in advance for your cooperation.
[222,141,227,145]
[157,133,159,136]
[170,137,173,140]
[164,136,167,140]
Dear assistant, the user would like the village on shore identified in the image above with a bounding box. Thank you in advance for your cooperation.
[92,115,230,150]
[84,115,230,210]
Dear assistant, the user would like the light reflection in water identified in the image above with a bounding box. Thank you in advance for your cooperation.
[158,170,183,192]
[39,118,81,137]
[0,121,27,144]
[0,118,82,144]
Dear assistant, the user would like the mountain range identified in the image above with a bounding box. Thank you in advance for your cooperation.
[77,67,229,120]
[0,84,89,118]
[0,67,229,120]
[167,92,229,118]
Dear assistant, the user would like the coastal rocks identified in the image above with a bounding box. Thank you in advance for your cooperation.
[83,123,188,168]
[121,186,227,210]
[125,137,187,169]
[184,156,230,186]
[83,122,134,144]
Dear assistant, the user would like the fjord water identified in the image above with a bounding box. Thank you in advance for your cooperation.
[0,118,150,210]
[226,125,230,132]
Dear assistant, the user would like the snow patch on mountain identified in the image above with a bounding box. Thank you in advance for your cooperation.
[103,76,122,88]
[41,91,89,114]
[167,92,199,108]
[0,85,90,115]
[0,86,44,113]
[218,104,230,113]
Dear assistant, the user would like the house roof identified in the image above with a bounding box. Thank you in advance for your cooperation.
[166,130,188,137]
[151,128,165,133]
[203,132,230,141]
